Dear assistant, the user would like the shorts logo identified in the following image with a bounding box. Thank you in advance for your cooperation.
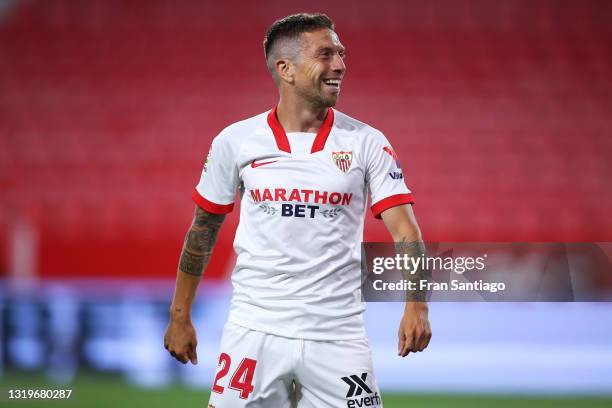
[342,373,372,398]
[342,372,380,407]
[332,151,353,173]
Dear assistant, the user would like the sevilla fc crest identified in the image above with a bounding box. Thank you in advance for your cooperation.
[332,151,353,173]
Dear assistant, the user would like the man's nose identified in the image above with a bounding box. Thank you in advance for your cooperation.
[331,54,346,74]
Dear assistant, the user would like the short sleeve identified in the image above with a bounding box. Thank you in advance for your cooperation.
[364,129,415,219]
[192,129,239,214]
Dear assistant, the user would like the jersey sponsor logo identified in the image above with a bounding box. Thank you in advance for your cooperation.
[332,151,353,173]
[251,159,278,168]
[250,188,351,219]
[259,203,344,218]
[342,373,380,407]
[258,203,278,215]
[280,204,319,218]
[389,171,403,180]
[250,188,352,206]
[383,146,401,168]
[319,207,343,218]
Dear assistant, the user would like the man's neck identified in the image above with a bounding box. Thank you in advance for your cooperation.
[276,96,329,133]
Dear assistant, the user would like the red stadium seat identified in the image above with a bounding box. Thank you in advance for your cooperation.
[1,0,611,278]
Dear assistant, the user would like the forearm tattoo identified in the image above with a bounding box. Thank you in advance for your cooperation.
[178,207,225,276]
[396,238,431,302]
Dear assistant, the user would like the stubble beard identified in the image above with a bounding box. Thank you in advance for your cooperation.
[296,85,337,109]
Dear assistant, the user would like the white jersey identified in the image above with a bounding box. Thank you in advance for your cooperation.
[193,108,414,340]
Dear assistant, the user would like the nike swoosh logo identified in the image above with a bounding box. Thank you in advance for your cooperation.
[251,160,278,168]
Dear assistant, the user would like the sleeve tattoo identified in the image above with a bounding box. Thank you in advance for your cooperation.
[178,207,225,276]
[396,238,431,302]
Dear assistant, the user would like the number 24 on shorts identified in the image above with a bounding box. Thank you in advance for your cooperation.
[212,353,258,399]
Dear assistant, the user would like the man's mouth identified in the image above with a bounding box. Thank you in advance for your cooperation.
[322,78,341,88]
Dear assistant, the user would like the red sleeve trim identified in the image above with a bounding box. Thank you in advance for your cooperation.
[192,189,234,214]
[371,193,415,219]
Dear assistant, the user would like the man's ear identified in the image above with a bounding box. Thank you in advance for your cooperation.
[276,59,295,85]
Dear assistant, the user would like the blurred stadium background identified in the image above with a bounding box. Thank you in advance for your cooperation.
[1,0,612,406]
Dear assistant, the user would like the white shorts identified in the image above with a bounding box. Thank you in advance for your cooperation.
[207,322,383,408]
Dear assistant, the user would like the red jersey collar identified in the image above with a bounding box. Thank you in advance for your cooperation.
[267,107,334,154]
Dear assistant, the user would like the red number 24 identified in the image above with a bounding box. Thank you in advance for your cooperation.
[212,353,257,400]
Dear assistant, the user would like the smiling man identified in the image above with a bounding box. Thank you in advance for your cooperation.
[164,13,431,408]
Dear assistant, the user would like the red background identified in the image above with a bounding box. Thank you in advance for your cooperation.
[1,0,611,279]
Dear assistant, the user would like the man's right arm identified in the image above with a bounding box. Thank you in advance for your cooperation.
[164,205,226,364]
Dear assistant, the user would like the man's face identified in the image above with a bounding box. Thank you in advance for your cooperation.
[291,28,346,108]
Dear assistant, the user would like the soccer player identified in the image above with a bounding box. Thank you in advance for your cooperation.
[164,13,431,408]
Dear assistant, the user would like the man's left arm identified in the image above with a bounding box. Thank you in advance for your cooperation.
[380,204,432,357]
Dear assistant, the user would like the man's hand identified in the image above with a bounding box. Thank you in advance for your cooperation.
[164,314,198,365]
[397,302,431,357]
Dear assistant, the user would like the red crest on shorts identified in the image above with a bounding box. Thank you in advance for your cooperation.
[332,151,353,173]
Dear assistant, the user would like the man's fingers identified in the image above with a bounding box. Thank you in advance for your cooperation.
[401,330,414,357]
[398,339,408,356]
[419,330,431,351]
[400,344,410,357]
[415,323,432,351]
[176,350,188,364]
[164,322,198,363]
[398,317,432,356]
[421,329,432,351]
[169,349,187,364]
[166,339,197,364]
[185,345,194,365]
[189,345,198,365]
[398,330,408,356]
[413,328,426,351]
[187,338,198,365]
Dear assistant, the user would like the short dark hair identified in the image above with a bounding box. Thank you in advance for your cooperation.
[263,13,335,60]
